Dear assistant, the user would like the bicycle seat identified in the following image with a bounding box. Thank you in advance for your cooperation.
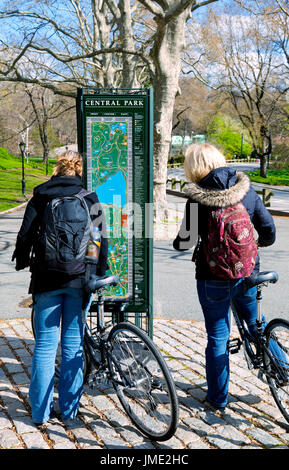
[84,274,119,293]
[246,271,279,288]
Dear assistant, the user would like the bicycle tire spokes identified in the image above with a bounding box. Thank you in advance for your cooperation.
[111,332,170,416]
[107,324,178,441]
[269,332,289,358]
[265,320,289,423]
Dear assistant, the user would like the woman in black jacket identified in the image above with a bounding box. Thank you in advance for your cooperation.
[12,151,108,425]
[173,143,276,411]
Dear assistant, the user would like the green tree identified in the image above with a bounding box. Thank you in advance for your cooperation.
[207,114,252,158]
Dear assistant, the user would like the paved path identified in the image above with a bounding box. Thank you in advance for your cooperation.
[0,209,32,319]
[0,316,289,450]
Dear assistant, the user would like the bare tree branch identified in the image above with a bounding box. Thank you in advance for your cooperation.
[136,0,164,18]
[172,106,191,130]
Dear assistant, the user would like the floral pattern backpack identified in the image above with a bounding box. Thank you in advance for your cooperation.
[203,202,258,279]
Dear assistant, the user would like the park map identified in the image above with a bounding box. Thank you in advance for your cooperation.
[90,120,132,299]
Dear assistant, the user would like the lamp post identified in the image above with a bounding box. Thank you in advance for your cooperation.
[240,132,244,159]
[19,141,26,197]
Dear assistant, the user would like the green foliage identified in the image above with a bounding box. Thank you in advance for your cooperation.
[0,147,18,168]
[0,147,56,170]
[0,147,56,212]
[271,143,289,171]
[168,153,185,165]
[248,169,289,186]
[0,170,47,212]
[207,114,252,158]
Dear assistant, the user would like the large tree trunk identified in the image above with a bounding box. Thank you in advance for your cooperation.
[119,0,139,88]
[151,10,189,222]
[93,1,115,88]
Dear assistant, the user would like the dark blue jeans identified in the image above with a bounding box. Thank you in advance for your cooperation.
[197,279,258,408]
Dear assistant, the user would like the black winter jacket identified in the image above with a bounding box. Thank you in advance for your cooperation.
[12,175,109,294]
[173,167,276,280]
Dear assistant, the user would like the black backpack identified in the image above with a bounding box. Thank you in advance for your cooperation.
[36,189,93,274]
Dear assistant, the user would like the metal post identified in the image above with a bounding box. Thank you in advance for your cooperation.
[19,141,26,196]
[256,286,263,332]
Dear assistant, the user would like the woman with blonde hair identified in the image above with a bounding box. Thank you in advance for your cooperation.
[173,143,276,411]
[12,150,108,425]
[52,150,83,177]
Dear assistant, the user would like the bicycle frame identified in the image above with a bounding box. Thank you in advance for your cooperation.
[230,299,262,369]
[83,291,138,389]
[230,291,289,386]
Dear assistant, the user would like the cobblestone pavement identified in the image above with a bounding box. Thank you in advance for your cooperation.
[0,317,289,450]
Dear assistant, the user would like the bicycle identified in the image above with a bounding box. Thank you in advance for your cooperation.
[31,274,179,441]
[228,270,289,423]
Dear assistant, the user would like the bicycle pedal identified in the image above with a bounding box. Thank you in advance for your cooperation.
[227,338,242,354]
[87,370,108,389]
[87,376,96,389]
[87,372,99,388]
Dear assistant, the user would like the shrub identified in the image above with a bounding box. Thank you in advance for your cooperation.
[168,153,185,164]
[271,143,289,170]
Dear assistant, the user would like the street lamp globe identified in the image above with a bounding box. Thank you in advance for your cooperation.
[19,141,26,153]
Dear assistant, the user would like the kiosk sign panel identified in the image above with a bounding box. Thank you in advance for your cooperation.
[76,89,153,329]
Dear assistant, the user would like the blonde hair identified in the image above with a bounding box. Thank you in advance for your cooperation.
[184,143,227,183]
[53,150,83,177]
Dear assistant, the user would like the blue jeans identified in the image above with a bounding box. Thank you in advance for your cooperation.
[197,279,258,408]
[29,288,84,423]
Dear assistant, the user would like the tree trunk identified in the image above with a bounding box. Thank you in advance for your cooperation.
[40,121,50,165]
[119,0,139,88]
[95,2,115,88]
[260,131,268,178]
[151,10,189,222]
[42,144,50,165]
[260,155,267,178]
[40,93,49,164]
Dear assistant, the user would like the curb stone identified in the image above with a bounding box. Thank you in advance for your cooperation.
[0,200,29,217]
[0,317,289,450]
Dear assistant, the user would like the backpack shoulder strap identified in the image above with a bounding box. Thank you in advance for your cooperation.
[76,188,94,198]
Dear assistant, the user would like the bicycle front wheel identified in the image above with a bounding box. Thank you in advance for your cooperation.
[264,318,289,423]
[107,322,179,441]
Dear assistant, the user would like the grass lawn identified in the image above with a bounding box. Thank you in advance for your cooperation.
[248,169,289,186]
[0,150,56,212]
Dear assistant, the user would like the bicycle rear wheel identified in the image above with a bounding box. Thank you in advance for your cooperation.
[264,318,289,423]
[107,322,179,441]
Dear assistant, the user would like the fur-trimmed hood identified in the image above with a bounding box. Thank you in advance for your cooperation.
[185,170,251,208]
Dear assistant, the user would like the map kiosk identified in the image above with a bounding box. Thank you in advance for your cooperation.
[76,88,154,337]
